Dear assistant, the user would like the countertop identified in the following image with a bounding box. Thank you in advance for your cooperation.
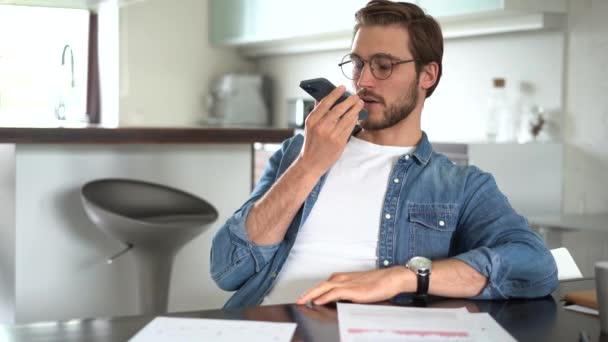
[528,213,608,232]
[0,126,295,144]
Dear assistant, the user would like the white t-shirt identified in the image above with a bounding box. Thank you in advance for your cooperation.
[262,136,414,305]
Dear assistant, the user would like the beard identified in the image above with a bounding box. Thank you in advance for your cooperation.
[359,76,420,131]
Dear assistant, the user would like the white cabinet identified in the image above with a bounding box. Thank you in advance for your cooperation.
[210,0,368,45]
[417,0,566,18]
[0,0,90,9]
[210,0,567,57]
[468,142,563,216]
[0,0,137,10]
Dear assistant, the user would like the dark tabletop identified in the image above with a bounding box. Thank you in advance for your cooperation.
[0,294,604,342]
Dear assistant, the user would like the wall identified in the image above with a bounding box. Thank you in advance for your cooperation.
[562,0,608,214]
[559,0,608,276]
[118,0,253,126]
[0,145,15,323]
[256,31,564,143]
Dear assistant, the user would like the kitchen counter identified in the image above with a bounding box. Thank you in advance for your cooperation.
[0,126,294,144]
[0,125,295,323]
[528,213,608,233]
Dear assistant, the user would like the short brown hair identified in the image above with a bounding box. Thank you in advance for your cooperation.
[354,0,443,98]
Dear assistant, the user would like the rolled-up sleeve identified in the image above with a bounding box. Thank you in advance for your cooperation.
[452,168,558,299]
[210,138,294,291]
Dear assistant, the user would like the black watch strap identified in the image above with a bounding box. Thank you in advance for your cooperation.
[415,269,430,296]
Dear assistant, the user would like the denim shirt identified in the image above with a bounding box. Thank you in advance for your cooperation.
[210,132,558,309]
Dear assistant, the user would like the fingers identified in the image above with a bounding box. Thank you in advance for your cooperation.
[297,281,334,305]
[298,272,361,305]
[305,86,347,126]
[319,94,361,126]
[312,288,355,305]
[336,99,364,137]
[328,272,351,282]
[298,284,356,306]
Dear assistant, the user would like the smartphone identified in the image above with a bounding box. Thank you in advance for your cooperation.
[299,78,368,120]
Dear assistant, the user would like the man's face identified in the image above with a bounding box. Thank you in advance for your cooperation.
[351,25,421,131]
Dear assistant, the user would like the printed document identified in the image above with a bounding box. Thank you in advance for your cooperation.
[129,316,296,342]
[338,303,515,342]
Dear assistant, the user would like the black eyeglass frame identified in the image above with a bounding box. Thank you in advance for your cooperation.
[338,53,419,80]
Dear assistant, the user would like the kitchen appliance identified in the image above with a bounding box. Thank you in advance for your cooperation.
[287,98,315,128]
[208,74,271,127]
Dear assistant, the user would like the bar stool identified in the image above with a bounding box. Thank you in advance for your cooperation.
[81,178,218,314]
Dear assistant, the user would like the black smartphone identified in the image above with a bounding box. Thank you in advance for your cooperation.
[299,78,368,120]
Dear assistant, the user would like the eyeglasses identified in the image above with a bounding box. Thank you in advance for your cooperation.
[338,53,418,80]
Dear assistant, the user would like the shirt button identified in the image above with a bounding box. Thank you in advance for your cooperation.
[439,220,445,227]
[385,213,391,219]
[405,155,410,160]
[383,260,390,266]
[270,272,277,278]
[393,178,399,183]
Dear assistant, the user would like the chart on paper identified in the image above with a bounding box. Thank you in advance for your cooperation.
[337,303,515,342]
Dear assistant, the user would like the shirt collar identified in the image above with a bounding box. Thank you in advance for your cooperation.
[351,127,433,165]
[412,131,432,165]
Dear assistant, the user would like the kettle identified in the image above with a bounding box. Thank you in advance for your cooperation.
[208,74,271,127]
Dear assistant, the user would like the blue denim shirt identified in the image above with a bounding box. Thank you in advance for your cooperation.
[210,132,558,309]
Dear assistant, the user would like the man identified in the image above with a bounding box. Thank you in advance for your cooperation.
[210,0,557,308]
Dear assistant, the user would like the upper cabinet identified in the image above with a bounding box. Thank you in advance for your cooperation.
[416,0,566,17]
[0,0,139,10]
[210,0,368,45]
[209,0,567,57]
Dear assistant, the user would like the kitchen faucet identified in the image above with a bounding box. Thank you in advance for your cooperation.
[55,44,74,120]
[61,44,75,87]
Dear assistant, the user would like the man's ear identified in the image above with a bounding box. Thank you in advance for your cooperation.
[419,62,439,92]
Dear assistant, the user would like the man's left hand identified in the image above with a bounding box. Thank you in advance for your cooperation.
[296,266,414,306]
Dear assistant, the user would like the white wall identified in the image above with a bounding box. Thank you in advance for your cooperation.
[12,144,250,323]
[557,0,608,276]
[256,31,564,144]
[0,145,15,324]
[118,0,253,126]
[562,0,608,214]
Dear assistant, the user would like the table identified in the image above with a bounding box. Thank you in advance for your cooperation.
[0,291,604,342]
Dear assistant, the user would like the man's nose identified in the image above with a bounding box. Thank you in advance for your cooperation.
[356,63,376,89]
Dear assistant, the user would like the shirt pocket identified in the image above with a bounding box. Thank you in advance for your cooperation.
[408,203,458,260]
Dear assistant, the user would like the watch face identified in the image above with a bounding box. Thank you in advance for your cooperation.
[408,256,432,272]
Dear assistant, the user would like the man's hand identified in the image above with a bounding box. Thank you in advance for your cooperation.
[298,85,364,177]
[296,259,488,305]
[296,266,414,306]
[245,85,363,246]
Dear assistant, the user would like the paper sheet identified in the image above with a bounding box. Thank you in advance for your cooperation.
[564,304,599,316]
[337,303,515,342]
[469,313,517,342]
[551,247,583,281]
[129,316,296,342]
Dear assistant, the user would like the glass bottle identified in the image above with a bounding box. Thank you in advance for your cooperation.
[486,78,515,142]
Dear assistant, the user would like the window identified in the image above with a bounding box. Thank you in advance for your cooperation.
[0,5,90,126]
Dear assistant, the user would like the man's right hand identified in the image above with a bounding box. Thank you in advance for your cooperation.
[298,85,364,177]
[245,86,363,246]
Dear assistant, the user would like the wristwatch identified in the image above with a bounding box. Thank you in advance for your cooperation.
[406,256,432,296]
